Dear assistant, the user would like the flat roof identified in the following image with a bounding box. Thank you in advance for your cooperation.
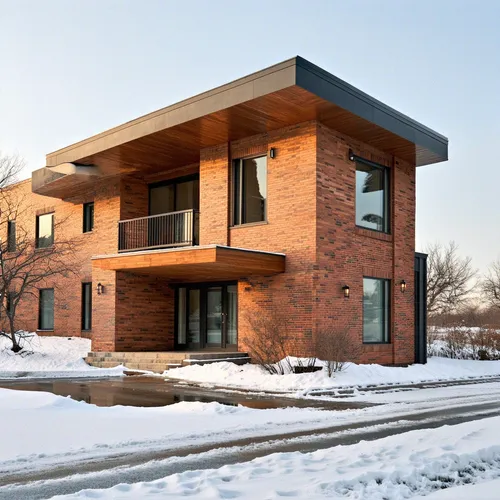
[38,56,447,195]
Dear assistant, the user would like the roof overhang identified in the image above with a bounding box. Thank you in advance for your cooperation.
[91,245,286,282]
[34,56,448,198]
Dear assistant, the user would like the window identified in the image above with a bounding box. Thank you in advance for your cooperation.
[36,213,54,248]
[149,176,199,215]
[363,278,390,343]
[7,220,16,252]
[233,156,267,225]
[81,283,92,331]
[83,202,94,233]
[39,288,54,330]
[6,291,14,314]
[355,159,389,233]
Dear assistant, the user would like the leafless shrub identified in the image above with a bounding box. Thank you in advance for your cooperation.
[293,356,318,374]
[315,327,362,377]
[245,308,293,375]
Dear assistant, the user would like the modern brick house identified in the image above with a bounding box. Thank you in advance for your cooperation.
[7,57,447,369]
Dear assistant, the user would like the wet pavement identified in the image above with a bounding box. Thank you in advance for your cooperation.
[0,376,372,410]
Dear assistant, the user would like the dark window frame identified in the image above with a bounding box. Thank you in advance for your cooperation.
[232,154,268,226]
[6,291,14,315]
[354,156,391,235]
[7,220,16,252]
[362,276,391,344]
[35,212,55,249]
[81,282,92,331]
[83,202,94,233]
[38,288,54,331]
[148,174,200,215]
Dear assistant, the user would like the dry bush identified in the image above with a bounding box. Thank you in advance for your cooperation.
[442,328,469,359]
[315,327,362,377]
[245,308,293,375]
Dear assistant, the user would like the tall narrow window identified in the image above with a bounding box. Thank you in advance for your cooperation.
[83,202,94,233]
[7,220,16,252]
[39,288,54,330]
[363,278,390,343]
[355,159,390,233]
[6,291,14,314]
[36,213,54,248]
[81,283,92,331]
[233,156,267,225]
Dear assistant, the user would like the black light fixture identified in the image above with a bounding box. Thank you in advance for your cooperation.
[342,285,350,299]
[269,147,276,159]
[348,149,355,161]
[96,282,104,295]
[400,280,407,293]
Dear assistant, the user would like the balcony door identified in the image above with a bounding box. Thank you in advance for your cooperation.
[148,175,200,248]
[176,283,237,350]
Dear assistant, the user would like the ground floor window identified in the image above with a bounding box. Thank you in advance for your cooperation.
[363,277,390,343]
[176,283,237,349]
[39,288,54,330]
[81,282,92,331]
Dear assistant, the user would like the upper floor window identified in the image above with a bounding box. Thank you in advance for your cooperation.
[83,202,94,233]
[232,156,267,225]
[355,159,390,233]
[363,277,390,343]
[149,176,199,216]
[36,213,54,249]
[7,220,16,252]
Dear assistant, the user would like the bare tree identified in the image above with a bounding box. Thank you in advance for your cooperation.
[482,259,500,310]
[426,242,477,316]
[0,154,82,352]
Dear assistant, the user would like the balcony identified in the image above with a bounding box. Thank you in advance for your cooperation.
[118,209,199,253]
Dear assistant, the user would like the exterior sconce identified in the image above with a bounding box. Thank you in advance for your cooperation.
[96,282,104,295]
[400,280,407,293]
[342,285,350,298]
[348,149,355,161]
[269,147,276,159]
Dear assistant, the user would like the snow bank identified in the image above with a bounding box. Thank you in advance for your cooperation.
[165,356,500,394]
[52,416,500,499]
[0,334,124,379]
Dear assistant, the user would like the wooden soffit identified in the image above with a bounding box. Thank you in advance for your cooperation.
[91,245,286,282]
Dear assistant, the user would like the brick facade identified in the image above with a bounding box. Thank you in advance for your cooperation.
[3,119,417,365]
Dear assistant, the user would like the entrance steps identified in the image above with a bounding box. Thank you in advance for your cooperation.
[85,351,250,373]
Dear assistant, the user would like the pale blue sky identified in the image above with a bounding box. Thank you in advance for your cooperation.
[1,0,499,269]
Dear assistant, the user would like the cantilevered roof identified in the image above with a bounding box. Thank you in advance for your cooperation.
[33,56,448,197]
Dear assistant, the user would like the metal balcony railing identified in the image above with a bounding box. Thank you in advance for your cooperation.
[118,209,199,253]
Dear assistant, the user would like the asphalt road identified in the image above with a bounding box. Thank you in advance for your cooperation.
[2,391,500,500]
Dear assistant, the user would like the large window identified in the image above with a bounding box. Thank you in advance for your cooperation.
[233,156,267,225]
[355,159,389,233]
[39,288,54,330]
[36,213,54,248]
[81,283,92,331]
[363,278,390,343]
[83,202,94,233]
[149,176,199,215]
[7,220,16,252]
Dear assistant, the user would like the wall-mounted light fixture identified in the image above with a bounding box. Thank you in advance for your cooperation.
[269,147,276,159]
[400,280,407,293]
[348,149,355,161]
[96,282,104,295]
[342,285,350,299]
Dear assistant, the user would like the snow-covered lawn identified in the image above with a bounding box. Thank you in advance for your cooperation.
[0,334,123,379]
[165,356,500,395]
[52,416,500,499]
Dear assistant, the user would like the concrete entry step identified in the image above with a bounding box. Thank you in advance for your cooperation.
[85,351,250,373]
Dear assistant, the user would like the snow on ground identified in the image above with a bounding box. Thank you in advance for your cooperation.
[52,416,500,499]
[0,334,124,379]
[165,356,500,394]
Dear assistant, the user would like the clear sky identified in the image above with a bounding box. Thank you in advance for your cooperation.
[1,0,499,270]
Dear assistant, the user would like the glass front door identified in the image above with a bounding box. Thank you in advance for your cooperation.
[176,283,237,350]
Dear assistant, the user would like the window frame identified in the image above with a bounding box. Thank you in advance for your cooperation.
[7,220,16,252]
[38,288,55,331]
[232,154,268,226]
[35,212,55,249]
[83,202,94,233]
[354,157,391,234]
[362,276,391,344]
[81,282,92,331]
[148,174,200,216]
